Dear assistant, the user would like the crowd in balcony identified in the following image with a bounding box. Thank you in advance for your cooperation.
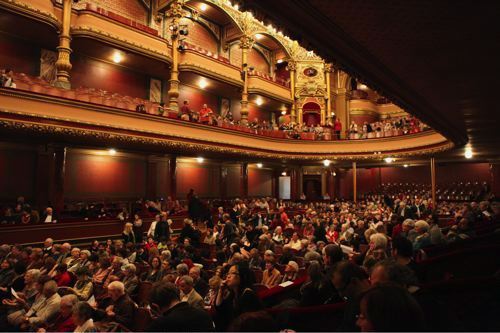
[3,67,429,142]
[0,189,498,331]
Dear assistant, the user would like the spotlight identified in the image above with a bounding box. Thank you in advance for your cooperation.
[323,159,331,167]
[464,147,473,159]
[256,163,263,168]
[196,157,204,163]
[108,149,117,155]
[384,157,395,163]
[179,27,189,36]
[178,41,186,52]
[198,78,208,89]
[112,52,123,64]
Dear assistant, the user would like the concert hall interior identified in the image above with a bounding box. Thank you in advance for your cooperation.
[0,0,499,332]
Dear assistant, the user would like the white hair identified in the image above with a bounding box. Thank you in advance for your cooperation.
[108,281,125,294]
[370,233,388,250]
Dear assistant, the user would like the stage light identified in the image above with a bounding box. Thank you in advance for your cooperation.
[112,52,123,64]
[108,149,117,155]
[198,78,208,89]
[384,157,395,163]
[200,3,208,11]
[323,159,331,167]
[465,147,473,159]
[196,157,204,163]
[257,163,263,168]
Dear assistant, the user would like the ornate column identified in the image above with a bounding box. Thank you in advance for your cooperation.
[240,35,254,125]
[240,162,248,197]
[352,161,357,203]
[430,157,436,209]
[54,0,74,89]
[166,0,184,111]
[334,70,350,138]
[298,105,303,125]
[324,63,333,123]
[287,61,297,123]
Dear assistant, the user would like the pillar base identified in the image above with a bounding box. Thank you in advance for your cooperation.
[54,80,71,90]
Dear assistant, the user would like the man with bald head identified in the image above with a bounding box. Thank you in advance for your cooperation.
[43,238,54,256]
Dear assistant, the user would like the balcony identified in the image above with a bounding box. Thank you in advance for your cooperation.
[248,71,292,103]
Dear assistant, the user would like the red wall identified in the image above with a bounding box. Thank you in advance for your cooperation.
[64,152,146,199]
[71,55,148,99]
[186,22,218,54]
[225,165,241,198]
[248,104,272,123]
[0,148,36,201]
[176,162,221,198]
[248,167,272,197]
[248,48,270,73]
[178,85,219,113]
[77,0,148,24]
[0,33,40,76]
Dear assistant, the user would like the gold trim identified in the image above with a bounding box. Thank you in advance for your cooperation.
[0,0,60,30]
[349,109,379,118]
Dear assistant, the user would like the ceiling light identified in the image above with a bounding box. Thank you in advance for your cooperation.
[196,157,204,163]
[358,84,368,90]
[112,52,123,64]
[255,33,263,40]
[403,164,409,168]
[200,3,208,11]
[281,171,287,176]
[323,159,331,167]
[234,4,239,10]
[277,59,283,64]
[384,157,395,163]
[281,110,287,115]
[333,172,337,176]
[464,147,473,159]
[256,163,263,168]
[198,78,208,89]
[255,97,263,106]
[108,149,117,155]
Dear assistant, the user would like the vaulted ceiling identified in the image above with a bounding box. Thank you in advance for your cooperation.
[244,0,500,161]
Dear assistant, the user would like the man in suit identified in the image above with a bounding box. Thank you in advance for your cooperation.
[189,266,209,298]
[23,280,61,329]
[94,281,135,328]
[178,276,204,310]
[397,201,413,220]
[41,207,58,224]
[148,281,214,332]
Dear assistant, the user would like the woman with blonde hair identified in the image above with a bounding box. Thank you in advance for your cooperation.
[122,222,135,244]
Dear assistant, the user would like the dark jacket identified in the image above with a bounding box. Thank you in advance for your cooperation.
[148,302,214,332]
[154,221,170,241]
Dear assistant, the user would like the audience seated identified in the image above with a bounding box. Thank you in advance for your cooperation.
[0,194,498,331]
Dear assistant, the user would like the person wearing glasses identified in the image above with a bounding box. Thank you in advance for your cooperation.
[213,262,262,331]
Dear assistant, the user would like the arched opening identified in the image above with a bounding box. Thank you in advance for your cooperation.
[302,102,321,126]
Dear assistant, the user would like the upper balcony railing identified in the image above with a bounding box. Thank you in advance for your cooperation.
[3,71,434,144]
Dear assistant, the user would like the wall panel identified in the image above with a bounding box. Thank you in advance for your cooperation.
[176,162,220,198]
[248,167,272,197]
[64,152,146,199]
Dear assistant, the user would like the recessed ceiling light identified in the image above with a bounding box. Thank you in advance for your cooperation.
[255,97,263,106]
[255,33,263,40]
[323,159,331,167]
[196,157,204,163]
[384,157,395,163]
[281,171,287,176]
[112,52,123,64]
[464,147,473,159]
[200,3,208,11]
[108,149,117,155]
[403,164,409,168]
[277,59,283,64]
[256,163,263,168]
[198,78,208,89]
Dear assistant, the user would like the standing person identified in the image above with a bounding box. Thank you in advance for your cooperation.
[132,214,143,244]
[179,100,191,121]
[122,223,135,244]
[199,104,214,124]
[154,214,170,242]
[333,117,342,139]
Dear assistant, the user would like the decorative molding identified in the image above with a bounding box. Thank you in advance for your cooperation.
[0,0,60,30]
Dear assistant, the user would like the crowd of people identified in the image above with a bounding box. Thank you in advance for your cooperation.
[0,191,498,331]
[348,116,429,139]
[1,69,16,89]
